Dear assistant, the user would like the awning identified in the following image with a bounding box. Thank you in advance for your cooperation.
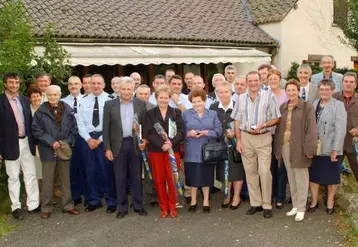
[35,44,271,66]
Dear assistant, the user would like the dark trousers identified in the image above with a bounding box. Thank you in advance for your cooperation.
[271,136,287,203]
[70,134,88,202]
[81,133,116,207]
[344,151,358,181]
[113,137,142,213]
[241,176,249,198]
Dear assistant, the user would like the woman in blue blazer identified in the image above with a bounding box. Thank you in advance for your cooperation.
[182,89,222,213]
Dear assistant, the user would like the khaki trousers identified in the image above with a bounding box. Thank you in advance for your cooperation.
[241,132,272,209]
[41,159,74,213]
[282,145,309,212]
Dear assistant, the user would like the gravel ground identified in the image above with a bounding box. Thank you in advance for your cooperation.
[1,192,344,247]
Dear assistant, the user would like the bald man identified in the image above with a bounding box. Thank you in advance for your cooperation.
[130,72,142,91]
[110,76,120,98]
[183,72,194,95]
[191,75,213,108]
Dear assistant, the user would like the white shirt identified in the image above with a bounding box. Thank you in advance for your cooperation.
[218,99,234,113]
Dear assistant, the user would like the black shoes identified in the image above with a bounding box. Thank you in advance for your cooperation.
[12,208,24,220]
[85,204,102,212]
[263,209,273,218]
[245,206,263,215]
[28,205,41,214]
[106,206,117,214]
[150,201,159,207]
[188,204,197,213]
[203,206,210,214]
[307,203,319,213]
[230,203,241,210]
[134,208,148,216]
[185,196,192,204]
[74,198,82,207]
[275,203,284,210]
[221,202,230,209]
[326,207,335,215]
[116,212,128,219]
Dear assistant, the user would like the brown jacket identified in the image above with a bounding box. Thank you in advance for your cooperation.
[333,92,358,153]
[274,99,317,168]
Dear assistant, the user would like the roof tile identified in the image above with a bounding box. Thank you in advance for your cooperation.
[0,0,278,46]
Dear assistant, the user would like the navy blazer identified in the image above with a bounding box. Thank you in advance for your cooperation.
[182,108,222,163]
[0,94,35,160]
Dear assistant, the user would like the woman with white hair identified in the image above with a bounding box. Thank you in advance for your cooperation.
[32,85,80,219]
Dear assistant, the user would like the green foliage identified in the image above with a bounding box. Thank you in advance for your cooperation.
[286,61,358,80]
[0,1,35,93]
[286,62,321,80]
[338,0,358,52]
[32,25,72,86]
[0,0,72,94]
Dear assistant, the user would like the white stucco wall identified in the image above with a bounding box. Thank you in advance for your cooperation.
[259,0,357,77]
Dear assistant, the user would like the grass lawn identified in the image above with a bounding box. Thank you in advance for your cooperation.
[336,173,358,247]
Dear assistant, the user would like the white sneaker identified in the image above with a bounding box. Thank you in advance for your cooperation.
[295,212,305,222]
[176,202,184,208]
[286,208,298,216]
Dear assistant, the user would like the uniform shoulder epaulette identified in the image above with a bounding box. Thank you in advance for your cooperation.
[83,94,89,98]
[108,94,115,99]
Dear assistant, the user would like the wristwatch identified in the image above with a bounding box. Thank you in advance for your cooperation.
[177,100,182,105]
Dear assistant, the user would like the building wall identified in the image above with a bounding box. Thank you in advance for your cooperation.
[260,0,357,77]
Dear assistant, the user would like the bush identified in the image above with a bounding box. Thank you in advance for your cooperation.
[286,61,358,80]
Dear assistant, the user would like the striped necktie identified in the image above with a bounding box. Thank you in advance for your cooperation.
[301,88,306,101]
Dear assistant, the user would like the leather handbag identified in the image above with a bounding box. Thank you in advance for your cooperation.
[231,147,242,163]
[202,138,228,164]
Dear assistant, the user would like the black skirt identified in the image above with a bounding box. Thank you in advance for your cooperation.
[216,148,244,182]
[309,156,342,185]
[184,162,215,187]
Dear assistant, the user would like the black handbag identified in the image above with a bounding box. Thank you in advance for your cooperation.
[231,147,242,163]
[202,138,228,163]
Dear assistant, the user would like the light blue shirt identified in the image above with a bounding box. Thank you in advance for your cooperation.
[148,92,156,105]
[77,92,111,141]
[120,99,134,138]
[169,93,192,109]
[61,94,83,121]
[205,95,213,109]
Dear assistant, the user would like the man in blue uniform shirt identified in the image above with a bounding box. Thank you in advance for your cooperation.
[61,76,87,206]
[77,74,116,212]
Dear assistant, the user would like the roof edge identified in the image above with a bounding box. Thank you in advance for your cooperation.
[35,36,279,48]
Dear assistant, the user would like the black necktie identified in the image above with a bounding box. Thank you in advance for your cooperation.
[73,97,77,114]
[92,96,99,127]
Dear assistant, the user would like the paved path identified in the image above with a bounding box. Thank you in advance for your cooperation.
[1,193,344,247]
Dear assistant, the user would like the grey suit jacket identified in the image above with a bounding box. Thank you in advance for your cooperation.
[307,83,319,103]
[311,71,343,92]
[103,97,147,157]
[313,98,347,155]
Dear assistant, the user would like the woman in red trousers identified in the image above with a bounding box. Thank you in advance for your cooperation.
[143,85,185,218]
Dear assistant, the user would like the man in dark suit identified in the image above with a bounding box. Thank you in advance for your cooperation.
[103,76,148,218]
[0,72,40,220]
[333,72,358,181]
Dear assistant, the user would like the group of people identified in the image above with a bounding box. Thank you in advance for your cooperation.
[0,55,357,223]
